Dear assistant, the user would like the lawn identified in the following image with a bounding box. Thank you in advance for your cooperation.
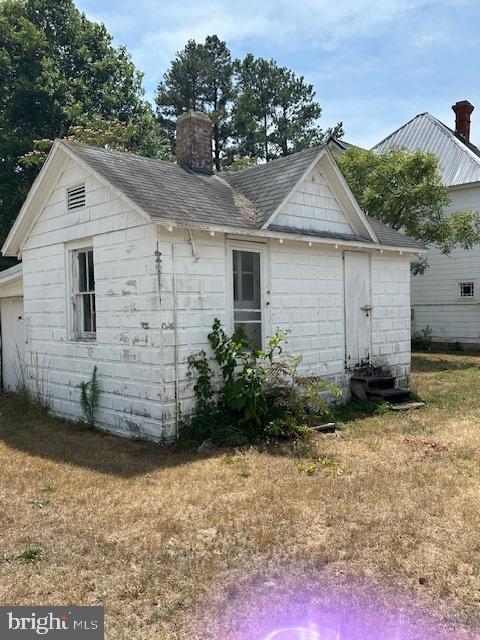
[1,352,480,639]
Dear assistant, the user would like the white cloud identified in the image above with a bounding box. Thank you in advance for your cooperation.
[78,0,440,87]
[76,0,480,146]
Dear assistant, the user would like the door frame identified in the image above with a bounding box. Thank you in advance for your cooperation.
[343,250,373,370]
[226,239,270,349]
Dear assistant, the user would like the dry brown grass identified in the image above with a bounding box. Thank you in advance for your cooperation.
[1,352,480,639]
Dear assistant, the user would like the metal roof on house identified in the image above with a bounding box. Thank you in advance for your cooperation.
[59,140,421,250]
[373,113,480,187]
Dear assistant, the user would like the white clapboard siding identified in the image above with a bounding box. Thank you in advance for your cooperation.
[411,183,480,343]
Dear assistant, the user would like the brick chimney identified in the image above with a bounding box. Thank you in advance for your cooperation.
[452,100,474,142]
[176,111,213,174]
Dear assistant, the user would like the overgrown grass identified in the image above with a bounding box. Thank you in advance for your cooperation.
[0,352,479,639]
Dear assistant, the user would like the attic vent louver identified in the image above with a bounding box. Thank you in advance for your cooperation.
[67,183,86,210]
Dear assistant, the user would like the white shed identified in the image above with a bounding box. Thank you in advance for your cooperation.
[0,264,25,392]
[0,112,422,441]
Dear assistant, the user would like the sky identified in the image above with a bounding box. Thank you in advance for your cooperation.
[76,0,480,149]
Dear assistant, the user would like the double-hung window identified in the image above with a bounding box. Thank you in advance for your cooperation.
[72,248,96,339]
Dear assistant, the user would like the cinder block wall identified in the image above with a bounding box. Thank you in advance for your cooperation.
[21,157,412,442]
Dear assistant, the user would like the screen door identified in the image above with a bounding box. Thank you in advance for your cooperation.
[232,249,262,349]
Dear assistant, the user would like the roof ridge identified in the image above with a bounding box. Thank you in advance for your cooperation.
[373,112,480,170]
[224,144,325,178]
[58,139,177,169]
[372,113,427,150]
[422,113,480,168]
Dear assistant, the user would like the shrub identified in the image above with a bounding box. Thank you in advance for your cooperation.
[16,547,43,564]
[412,325,433,351]
[181,319,341,446]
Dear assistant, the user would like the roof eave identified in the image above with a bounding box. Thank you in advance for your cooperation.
[0,264,23,286]
[57,141,152,224]
[2,140,67,257]
[155,219,425,254]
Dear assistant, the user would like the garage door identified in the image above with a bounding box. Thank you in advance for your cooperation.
[1,297,25,392]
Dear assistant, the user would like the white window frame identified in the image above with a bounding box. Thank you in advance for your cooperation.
[457,281,476,301]
[68,244,96,341]
[226,240,269,350]
[66,182,86,211]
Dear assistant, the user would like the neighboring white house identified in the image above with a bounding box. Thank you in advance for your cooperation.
[373,100,480,348]
[0,111,421,441]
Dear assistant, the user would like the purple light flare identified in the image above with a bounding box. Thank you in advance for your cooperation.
[247,577,464,640]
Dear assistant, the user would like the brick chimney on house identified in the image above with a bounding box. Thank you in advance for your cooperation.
[176,111,213,174]
[452,100,474,142]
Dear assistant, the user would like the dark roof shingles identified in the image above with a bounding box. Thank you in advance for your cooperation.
[62,141,420,249]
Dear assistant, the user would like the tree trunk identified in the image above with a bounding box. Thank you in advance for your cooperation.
[213,123,221,171]
[264,113,269,162]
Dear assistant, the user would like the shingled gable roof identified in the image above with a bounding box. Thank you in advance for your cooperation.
[373,112,480,187]
[2,139,423,257]
[225,145,322,227]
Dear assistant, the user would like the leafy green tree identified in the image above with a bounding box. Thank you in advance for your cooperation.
[156,36,234,170]
[20,118,172,169]
[0,0,165,268]
[338,146,480,273]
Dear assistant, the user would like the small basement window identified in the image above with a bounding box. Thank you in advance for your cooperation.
[72,248,96,339]
[459,281,475,298]
[67,183,86,210]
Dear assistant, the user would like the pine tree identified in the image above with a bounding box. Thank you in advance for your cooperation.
[156,36,234,170]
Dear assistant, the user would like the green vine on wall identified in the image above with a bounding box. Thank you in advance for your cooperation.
[79,366,100,428]
[183,319,341,446]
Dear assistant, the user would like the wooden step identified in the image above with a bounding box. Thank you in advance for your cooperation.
[390,401,425,411]
[367,387,411,404]
[351,373,396,388]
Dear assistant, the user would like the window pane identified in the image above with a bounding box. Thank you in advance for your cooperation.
[241,251,254,272]
[234,310,261,322]
[460,282,474,297]
[233,251,239,301]
[92,294,96,332]
[233,250,260,308]
[78,252,87,292]
[242,273,254,301]
[234,322,262,350]
[87,250,95,292]
[83,294,92,332]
